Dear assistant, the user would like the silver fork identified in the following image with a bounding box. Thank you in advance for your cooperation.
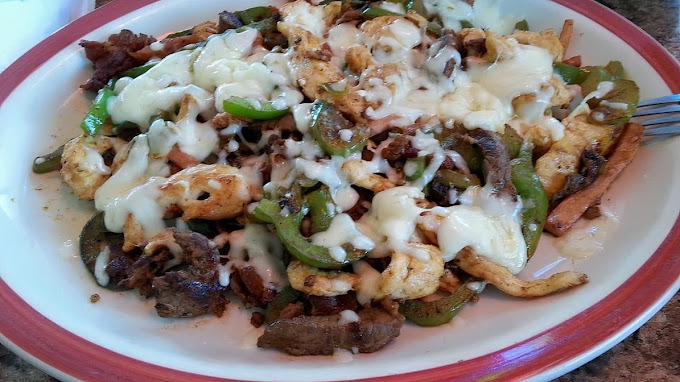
[633,94,680,136]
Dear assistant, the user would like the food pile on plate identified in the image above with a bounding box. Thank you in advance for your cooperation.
[33,0,642,355]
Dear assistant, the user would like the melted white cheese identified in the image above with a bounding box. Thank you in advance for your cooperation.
[359,187,426,257]
[468,44,554,104]
[424,0,517,34]
[295,156,359,211]
[338,309,361,325]
[94,246,111,286]
[94,136,167,236]
[281,1,326,39]
[81,146,111,175]
[108,50,204,128]
[227,224,288,290]
[310,213,376,255]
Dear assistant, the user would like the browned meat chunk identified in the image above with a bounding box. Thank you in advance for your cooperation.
[218,11,244,33]
[550,147,606,208]
[257,307,404,355]
[79,29,156,91]
[104,245,140,289]
[381,135,418,163]
[153,268,228,318]
[307,293,359,316]
[229,266,277,308]
[130,22,218,63]
[121,229,228,317]
[466,128,517,198]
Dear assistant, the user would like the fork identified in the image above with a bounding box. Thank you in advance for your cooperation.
[633,94,680,136]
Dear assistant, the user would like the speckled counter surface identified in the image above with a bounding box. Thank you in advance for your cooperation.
[1,0,678,381]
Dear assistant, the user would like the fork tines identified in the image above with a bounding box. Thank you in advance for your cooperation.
[633,94,680,136]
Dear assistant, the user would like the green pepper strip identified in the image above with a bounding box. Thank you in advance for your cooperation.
[405,157,426,182]
[554,63,589,85]
[426,21,443,37]
[235,6,273,24]
[320,81,348,98]
[586,79,639,127]
[514,19,529,31]
[502,125,523,160]
[264,286,300,324]
[253,199,365,269]
[166,28,192,39]
[32,145,64,174]
[399,285,476,326]
[511,144,548,259]
[307,187,335,234]
[80,87,115,136]
[362,7,403,18]
[579,60,625,96]
[186,219,219,237]
[388,0,426,14]
[223,97,289,120]
[309,101,368,157]
[121,62,157,78]
[460,20,474,29]
[436,169,481,190]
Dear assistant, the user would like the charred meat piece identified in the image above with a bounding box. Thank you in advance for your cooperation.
[257,307,404,355]
[79,29,156,90]
[121,229,228,317]
[151,229,228,318]
[218,11,244,33]
[307,293,360,316]
[104,245,141,288]
[550,148,606,208]
[381,135,418,164]
[466,129,517,198]
[153,268,228,318]
[229,266,277,308]
[129,22,218,62]
[80,212,140,290]
[433,30,464,77]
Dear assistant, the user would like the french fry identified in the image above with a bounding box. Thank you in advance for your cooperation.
[545,122,644,236]
[559,19,574,53]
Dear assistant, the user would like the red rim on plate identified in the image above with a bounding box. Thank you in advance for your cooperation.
[1,0,679,381]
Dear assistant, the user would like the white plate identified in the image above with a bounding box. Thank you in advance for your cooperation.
[1,0,679,381]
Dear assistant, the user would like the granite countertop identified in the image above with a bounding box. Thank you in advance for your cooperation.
[1,0,678,381]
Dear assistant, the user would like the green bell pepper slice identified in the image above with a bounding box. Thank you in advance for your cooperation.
[223,97,290,120]
[120,62,157,78]
[264,286,300,324]
[32,145,64,174]
[554,63,589,85]
[404,157,426,182]
[435,169,481,190]
[309,101,368,157]
[586,79,640,127]
[388,0,426,15]
[235,6,273,24]
[399,284,477,326]
[514,19,529,31]
[81,87,115,136]
[502,125,523,160]
[580,60,625,96]
[511,144,548,259]
[166,28,192,39]
[307,187,336,234]
[460,20,474,29]
[426,21,443,37]
[362,7,403,18]
[253,199,365,269]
